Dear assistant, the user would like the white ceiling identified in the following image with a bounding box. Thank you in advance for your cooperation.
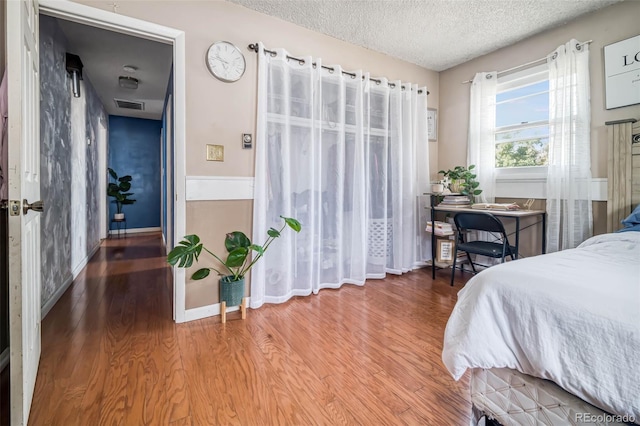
[228,0,621,71]
[56,18,173,120]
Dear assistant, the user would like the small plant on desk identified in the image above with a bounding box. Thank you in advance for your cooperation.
[438,165,482,198]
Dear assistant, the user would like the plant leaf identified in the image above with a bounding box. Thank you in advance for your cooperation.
[226,247,248,268]
[119,175,133,182]
[108,168,118,180]
[249,244,264,255]
[107,183,120,195]
[183,234,200,245]
[225,231,251,253]
[468,164,476,170]
[119,181,132,192]
[267,228,280,238]
[167,237,203,268]
[167,245,186,266]
[473,189,483,195]
[191,268,211,280]
[282,216,302,232]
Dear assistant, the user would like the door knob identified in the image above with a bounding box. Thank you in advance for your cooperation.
[23,199,44,215]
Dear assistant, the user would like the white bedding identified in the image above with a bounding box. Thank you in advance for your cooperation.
[442,232,640,419]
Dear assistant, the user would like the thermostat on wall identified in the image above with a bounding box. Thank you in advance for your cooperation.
[242,133,252,149]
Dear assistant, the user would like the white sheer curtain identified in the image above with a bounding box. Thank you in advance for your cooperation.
[251,43,429,308]
[546,39,592,252]
[467,72,497,203]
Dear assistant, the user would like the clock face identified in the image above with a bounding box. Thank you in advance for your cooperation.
[206,41,246,83]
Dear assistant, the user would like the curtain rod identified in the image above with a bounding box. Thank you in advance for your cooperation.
[460,40,593,84]
[248,43,429,95]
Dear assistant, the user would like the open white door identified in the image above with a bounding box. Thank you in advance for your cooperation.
[7,0,42,424]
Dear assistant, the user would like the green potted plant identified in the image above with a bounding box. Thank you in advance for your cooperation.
[167,216,301,312]
[438,164,482,197]
[107,168,136,220]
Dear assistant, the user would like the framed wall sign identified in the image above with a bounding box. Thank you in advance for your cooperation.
[436,238,455,263]
[604,34,640,109]
[427,108,437,142]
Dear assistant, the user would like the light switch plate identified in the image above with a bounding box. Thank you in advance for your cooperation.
[206,144,224,161]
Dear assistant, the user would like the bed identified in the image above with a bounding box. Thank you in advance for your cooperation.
[442,119,640,425]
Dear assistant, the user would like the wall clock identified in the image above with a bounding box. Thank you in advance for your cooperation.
[206,41,246,83]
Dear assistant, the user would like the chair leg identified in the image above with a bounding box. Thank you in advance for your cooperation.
[450,246,458,286]
[466,252,476,273]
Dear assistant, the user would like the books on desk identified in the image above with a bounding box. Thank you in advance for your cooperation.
[426,221,454,236]
[471,202,520,211]
[438,195,472,208]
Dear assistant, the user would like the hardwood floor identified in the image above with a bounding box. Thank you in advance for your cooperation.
[28,233,473,425]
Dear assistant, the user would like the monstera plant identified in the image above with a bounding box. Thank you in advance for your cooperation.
[167,216,301,313]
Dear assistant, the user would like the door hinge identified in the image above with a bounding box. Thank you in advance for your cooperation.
[9,200,21,216]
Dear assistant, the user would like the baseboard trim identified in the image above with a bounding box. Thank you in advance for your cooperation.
[184,297,251,322]
[108,226,162,236]
[42,242,101,320]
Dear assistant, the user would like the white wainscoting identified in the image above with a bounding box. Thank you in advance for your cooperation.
[186,176,254,201]
[186,176,606,203]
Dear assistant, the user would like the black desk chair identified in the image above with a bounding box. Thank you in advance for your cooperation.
[451,212,516,286]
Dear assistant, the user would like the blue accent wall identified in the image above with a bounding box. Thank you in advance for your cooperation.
[108,116,162,229]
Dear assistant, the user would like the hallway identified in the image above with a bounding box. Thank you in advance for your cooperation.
[29,233,181,425]
[27,233,471,425]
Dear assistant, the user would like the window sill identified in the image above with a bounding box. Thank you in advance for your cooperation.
[495,177,607,201]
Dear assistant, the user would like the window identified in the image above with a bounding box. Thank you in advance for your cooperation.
[495,65,549,169]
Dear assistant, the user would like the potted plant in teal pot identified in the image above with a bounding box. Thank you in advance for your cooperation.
[167,215,301,322]
[107,168,136,220]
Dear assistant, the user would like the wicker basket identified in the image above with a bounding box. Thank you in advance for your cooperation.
[220,276,245,307]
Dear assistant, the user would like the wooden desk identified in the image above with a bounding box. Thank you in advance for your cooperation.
[429,200,546,279]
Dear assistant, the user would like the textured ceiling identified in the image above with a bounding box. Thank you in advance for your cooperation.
[227,0,621,71]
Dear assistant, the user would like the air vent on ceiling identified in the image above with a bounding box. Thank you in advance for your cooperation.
[114,98,145,110]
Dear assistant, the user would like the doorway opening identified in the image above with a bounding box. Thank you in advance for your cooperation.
[38,0,187,322]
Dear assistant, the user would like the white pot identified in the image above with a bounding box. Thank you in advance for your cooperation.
[114,213,125,220]
[431,183,444,194]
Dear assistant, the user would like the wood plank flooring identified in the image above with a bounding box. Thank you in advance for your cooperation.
[27,233,472,425]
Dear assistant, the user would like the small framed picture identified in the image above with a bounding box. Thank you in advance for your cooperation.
[427,108,437,142]
[437,239,455,263]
